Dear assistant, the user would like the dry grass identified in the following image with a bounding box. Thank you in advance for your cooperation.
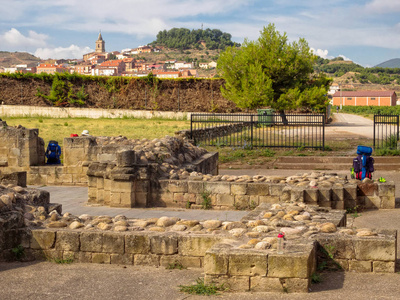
[4,117,190,149]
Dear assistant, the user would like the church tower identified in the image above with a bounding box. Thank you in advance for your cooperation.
[95,31,105,53]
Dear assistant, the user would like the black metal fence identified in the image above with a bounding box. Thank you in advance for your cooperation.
[373,114,399,149]
[190,113,325,149]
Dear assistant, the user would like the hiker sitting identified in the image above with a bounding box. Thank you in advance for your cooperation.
[353,145,374,180]
[45,140,61,165]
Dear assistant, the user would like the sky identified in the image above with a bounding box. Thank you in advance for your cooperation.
[1,0,400,67]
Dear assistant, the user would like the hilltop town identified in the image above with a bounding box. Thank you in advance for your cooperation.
[0,32,219,78]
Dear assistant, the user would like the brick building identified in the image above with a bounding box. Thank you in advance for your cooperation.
[332,90,397,107]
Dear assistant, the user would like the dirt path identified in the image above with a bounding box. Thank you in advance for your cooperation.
[326,113,373,139]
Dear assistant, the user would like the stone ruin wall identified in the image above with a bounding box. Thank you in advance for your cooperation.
[0,120,45,171]
[4,200,395,293]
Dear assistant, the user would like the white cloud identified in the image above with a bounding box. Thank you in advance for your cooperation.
[34,45,93,59]
[365,0,400,13]
[0,28,48,49]
[338,54,352,61]
[310,48,332,59]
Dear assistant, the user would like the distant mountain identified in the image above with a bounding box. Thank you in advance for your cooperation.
[0,51,41,68]
[375,58,400,68]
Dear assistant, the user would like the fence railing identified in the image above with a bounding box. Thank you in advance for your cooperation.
[190,113,325,149]
[373,114,399,149]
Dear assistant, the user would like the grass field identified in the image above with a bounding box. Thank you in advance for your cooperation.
[4,117,190,149]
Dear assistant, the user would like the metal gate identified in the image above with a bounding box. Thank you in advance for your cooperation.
[190,113,325,149]
[373,114,399,149]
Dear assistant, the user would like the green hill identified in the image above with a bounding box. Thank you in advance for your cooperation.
[150,28,240,51]
[375,58,400,68]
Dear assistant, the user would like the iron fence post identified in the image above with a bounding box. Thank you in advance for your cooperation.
[322,115,325,150]
[373,114,376,149]
[251,115,254,147]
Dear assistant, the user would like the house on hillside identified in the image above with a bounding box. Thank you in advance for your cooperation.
[36,64,67,74]
[92,59,125,76]
[332,90,397,107]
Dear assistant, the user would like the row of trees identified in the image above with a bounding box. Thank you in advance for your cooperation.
[151,28,240,50]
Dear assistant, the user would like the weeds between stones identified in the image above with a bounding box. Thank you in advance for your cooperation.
[166,261,186,270]
[52,256,74,264]
[179,278,226,296]
[11,245,25,261]
[201,190,212,210]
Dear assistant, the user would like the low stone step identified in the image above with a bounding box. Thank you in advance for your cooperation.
[276,156,400,165]
[273,162,400,171]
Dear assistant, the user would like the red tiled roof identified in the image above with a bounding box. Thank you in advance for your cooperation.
[99,60,124,67]
[332,90,396,97]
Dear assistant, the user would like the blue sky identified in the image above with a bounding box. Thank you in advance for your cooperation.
[1,0,400,67]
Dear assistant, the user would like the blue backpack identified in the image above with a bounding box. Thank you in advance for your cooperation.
[45,140,61,164]
[353,146,374,180]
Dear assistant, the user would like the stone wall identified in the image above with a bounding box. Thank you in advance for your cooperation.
[27,229,222,268]
[0,120,45,170]
[176,123,250,143]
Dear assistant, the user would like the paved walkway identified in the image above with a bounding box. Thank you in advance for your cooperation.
[35,186,247,221]
[326,113,373,138]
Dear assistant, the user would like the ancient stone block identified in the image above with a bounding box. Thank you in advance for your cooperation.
[204,250,229,275]
[65,251,91,263]
[344,184,357,208]
[179,235,221,257]
[150,235,178,255]
[349,260,372,272]
[125,234,150,254]
[357,183,378,196]
[204,182,230,194]
[188,181,204,194]
[231,184,247,195]
[318,188,331,203]
[250,277,282,292]
[377,183,395,197]
[259,195,280,204]
[354,238,396,261]
[228,250,267,276]
[332,187,344,202]
[363,195,381,209]
[102,232,124,254]
[304,189,318,203]
[117,150,136,167]
[55,231,80,252]
[134,254,160,266]
[111,181,134,193]
[247,183,270,196]
[30,230,55,250]
[31,249,62,260]
[269,184,284,196]
[234,195,250,210]
[290,188,304,202]
[92,252,111,264]
[160,255,202,268]
[204,275,250,292]
[268,252,312,278]
[119,192,135,208]
[167,180,188,193]
[281,278,310,293]
[80,232,103,252]
[373,261,395,273]
[110,253,134,265]
[380,196,395,209]
[335,259,349,271]
[216,194,234,206]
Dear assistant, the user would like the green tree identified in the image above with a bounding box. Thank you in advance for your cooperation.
[217,24,331,113]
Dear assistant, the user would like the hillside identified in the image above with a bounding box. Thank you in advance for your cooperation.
[150,27,240,50]
[375,58,400,68]
[0,51,41,68]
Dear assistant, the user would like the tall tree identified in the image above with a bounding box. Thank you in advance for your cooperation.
[217,24,331,112]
